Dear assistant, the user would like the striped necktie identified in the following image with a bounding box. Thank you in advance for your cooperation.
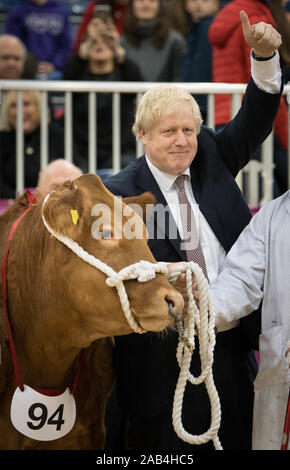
[175,174,208,280]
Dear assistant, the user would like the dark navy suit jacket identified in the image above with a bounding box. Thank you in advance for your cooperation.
[104,78,282,449]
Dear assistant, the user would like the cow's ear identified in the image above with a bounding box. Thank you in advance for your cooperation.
[123,192,155,222]
[42,183,84,238]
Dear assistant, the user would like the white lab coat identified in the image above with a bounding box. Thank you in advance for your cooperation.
[210,191,290,450]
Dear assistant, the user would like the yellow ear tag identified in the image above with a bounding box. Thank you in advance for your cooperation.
[70,209,79,226]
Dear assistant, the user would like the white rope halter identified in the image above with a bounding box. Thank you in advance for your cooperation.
[41,194,170,334]
[168,262,222,450]
[41,193,222,449]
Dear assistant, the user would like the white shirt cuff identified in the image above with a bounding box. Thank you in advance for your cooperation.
[251,50,282,94]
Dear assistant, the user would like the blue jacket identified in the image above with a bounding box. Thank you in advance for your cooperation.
[182,16,214,118]
[183,17,213,81]
[6,0,72,70]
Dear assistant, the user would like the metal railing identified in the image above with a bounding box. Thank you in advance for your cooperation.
[1,79,290,206]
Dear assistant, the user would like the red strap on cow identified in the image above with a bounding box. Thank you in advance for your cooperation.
[281,392,290,450]
[26,190,36,205]
[2,208,30,391]
[1,191,84,396]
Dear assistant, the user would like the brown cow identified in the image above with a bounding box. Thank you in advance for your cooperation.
[0,174,183,450]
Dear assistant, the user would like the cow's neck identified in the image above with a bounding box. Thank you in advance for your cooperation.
[14,339,82,392]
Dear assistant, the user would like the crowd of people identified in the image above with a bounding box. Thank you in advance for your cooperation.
[0,0,289,452]
[1,0,290,198]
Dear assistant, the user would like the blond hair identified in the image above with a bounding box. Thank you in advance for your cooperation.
[133,85,203,138]
[0,90,49,131]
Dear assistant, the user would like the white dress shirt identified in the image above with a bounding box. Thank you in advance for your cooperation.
[146,158,226,283]
[145,52,281,284]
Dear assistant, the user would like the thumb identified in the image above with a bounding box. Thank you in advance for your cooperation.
[240,10,252,39]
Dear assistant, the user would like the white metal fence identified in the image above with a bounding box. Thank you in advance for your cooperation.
[1,80,290,206]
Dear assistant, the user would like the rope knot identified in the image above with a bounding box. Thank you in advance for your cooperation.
[134,260,157,283]
[106,275,122,287]
[106,260,159,286]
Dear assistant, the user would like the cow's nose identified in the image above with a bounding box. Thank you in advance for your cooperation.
[167,301,181,321]
[166,293,184,320]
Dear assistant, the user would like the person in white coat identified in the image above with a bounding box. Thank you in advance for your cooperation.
[209,190,290,450]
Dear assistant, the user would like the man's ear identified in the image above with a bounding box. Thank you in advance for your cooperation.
[123,192,155,222]
[139,128,148,145]
[42,182,84,239]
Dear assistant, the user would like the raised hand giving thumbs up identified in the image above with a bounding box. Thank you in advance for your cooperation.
[240,9,282,58]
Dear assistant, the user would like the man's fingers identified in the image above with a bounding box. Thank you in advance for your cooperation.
[252,22,282,51]
[240,9,281,56]
[251,22,267,42]
[167,262,187,278]
[240,10,252,38]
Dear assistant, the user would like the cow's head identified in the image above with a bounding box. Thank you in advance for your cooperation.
[19,173,183,349]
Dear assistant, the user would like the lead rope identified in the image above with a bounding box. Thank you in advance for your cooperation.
[168,262,222,450]
[42,194,222,449]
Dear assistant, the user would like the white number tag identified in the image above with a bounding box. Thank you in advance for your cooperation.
[10,385,76,441]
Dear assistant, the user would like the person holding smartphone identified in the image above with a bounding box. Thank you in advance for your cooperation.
[74,1,129,52]
[62,14,143,178]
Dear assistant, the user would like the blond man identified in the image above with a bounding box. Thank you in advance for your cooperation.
[104,12,283,450]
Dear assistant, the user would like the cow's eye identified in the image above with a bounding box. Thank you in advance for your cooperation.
[100,229,112,239]
[91,222,117,241]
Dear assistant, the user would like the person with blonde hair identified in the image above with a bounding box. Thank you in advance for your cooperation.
[0,90,65,198]
[132,84,203,138]
[0,90,44,132]
[104,11,284,450]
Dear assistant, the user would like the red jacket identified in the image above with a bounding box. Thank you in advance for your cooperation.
[209,0,288,149]
[74,1,127,52]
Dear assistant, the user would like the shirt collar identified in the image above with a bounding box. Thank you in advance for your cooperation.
[145,156,191,191]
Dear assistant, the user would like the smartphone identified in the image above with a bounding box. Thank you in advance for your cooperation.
[93,4,112,22]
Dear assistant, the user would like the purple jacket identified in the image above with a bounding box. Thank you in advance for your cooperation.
[6,0,72,71]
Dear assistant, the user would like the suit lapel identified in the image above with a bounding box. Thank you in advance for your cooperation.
[190,159,226,249]
[136,156,226,258]
[136,158,186,261]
